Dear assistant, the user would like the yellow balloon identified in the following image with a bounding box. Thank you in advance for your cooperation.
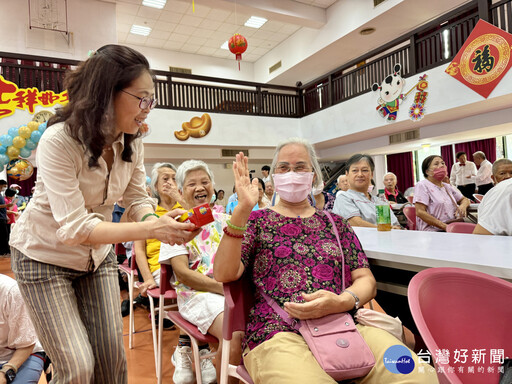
[19,126,32,139]
[12,136,26,149]
[27,121,39,131]
[6,146,20,159]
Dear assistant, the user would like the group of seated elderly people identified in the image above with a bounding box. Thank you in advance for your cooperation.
[135,139,509,384]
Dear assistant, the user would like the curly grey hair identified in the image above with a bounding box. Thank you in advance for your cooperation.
[176,160,215,191]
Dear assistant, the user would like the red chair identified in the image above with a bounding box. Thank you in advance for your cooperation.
[473,193,484,203]
[163,263,218,384]
[446,222,476,234]
[408,267,512,384]
[219,276,254,384]
[116,243,138,349]
[403,205,416,230]
[406,195,414,203]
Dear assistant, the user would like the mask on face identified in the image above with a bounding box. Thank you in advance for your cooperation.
[210,194,216,204]
[272,172,314,203]
[432,166,448,181]
[367,185,374,194]
[311,184,323,196]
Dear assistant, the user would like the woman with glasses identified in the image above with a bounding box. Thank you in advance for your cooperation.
[9,45,199,384]
[213,138,436,383]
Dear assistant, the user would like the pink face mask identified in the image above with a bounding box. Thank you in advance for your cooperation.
[367,185,374,194]
[272,172,314,203]
[432,166,448,181]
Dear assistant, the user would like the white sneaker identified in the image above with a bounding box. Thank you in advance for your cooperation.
[171,346,195,384]
[199,348,217,384]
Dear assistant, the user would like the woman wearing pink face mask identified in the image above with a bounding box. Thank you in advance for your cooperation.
[414,155,471,231]
[213,138,436,384]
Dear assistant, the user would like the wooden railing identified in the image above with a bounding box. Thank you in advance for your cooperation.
[0,0,510,118]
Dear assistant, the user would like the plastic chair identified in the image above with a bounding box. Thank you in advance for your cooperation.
[403,205,416,230]
[219,276,255,384]
[406,195,414,203]
[163,264,218,384]
[116,243,138,349]
[445,222,476,234]
[473,193,484,203]
[408,267,512,384]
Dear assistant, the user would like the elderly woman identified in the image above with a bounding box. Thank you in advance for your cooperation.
[214,138,436,384]
[414,155,470,231]
[255,178,270,209]
[307,182,336,211]
[333,154,400,228]
[158,160,241,384]
[383,172,408,204]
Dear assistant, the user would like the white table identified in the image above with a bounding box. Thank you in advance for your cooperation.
[353,227,512,294]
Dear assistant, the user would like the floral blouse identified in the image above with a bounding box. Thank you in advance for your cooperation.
[240,209,369,351]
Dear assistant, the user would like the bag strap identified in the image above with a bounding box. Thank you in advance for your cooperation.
[443,184,459,209]
[323,210,346,291]
[260,290,300,331]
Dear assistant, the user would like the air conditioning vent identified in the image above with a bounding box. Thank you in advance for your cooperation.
[221,149,249,157]
[269,61,282,74]
[169,66,192,74]
[389,129,419,144]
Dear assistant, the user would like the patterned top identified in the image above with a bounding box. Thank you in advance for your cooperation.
[240,209,369,351]
[307,191,336,212]
[159,212,228,307]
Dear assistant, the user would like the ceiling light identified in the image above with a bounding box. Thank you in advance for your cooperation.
[130,24,152,36]
[245,16,267,29]
[142,0,167,9]
[221,41,229,50]
[360,28,376,35]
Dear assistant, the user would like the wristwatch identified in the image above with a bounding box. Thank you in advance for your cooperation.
[1,368,16,384]
[344,289,360,310]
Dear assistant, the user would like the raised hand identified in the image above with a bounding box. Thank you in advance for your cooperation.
[233,152,259,211]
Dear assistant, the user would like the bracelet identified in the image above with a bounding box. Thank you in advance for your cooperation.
[226,219,248,231]
[223,226,245,239]
[141,213,159,222]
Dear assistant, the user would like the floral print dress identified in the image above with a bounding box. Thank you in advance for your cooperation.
[240,209,369,351]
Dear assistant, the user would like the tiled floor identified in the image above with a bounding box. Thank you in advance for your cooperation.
[1,256,182,384]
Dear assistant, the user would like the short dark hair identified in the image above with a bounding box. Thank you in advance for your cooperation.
[422,155,444,178]
[345,154,375,173]
[456,151,466,160]
[5,188,16,198]
[256,178,265,190]
[261,165,270,172]
[218,189,225,194]
[0,180,6,186]
[49,44,153,169]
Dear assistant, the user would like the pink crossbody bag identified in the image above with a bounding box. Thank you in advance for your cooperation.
[260,211,375,381]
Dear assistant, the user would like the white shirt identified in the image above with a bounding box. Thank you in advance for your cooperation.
[450,161,477,186]
[476,159,493,186]
[477,178,512,235]
[0,275,43,364]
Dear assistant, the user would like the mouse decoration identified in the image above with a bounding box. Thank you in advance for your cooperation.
[372,64,407,122]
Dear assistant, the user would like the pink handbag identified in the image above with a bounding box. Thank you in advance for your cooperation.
[259,211,375,380]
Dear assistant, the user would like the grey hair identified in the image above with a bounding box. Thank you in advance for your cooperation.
[270,137,323,189]
[176,160,215,191]
[473,151,486,160]
[492,158,512,175]
[337,174,346,183]
[383,172,397,181]
[150,162,177,202]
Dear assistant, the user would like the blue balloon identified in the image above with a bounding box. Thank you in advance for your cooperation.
[31,130,42,143]
[0,146,6,154]
[8,127,19,137]
[38,122,47,133]
[146,176,151,185]
[20,147,32,158]
[0,154,9,168]
[0,135,13,146]
[25,139,37,150]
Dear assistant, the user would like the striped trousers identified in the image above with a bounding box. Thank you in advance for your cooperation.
[11,247,127,384]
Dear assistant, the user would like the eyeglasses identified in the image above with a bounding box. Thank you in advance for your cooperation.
[121,90,158,110]
[275,162,312,173]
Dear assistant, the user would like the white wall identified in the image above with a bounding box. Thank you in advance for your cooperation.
[0,0,117,60]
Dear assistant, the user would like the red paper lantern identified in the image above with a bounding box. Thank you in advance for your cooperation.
[228,33,248,70]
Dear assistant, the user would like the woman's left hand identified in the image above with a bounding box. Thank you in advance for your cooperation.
[284,290,344,320]
[455,205,467,218]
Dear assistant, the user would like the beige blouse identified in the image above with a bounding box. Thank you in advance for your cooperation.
[10,122,156,271]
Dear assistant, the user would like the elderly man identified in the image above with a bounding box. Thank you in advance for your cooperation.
[450,151,477,200]
[473,151,493,195]
[473,177,512,236]
[491,158,512,185]
[382,172,408,204]
[336,174,350,194]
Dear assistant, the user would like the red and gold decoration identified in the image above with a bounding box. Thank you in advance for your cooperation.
[228,33,248,70]
[174,113,212,141]
[445,19,512,98]
[408,74,429,121]
[0,75,68,119]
